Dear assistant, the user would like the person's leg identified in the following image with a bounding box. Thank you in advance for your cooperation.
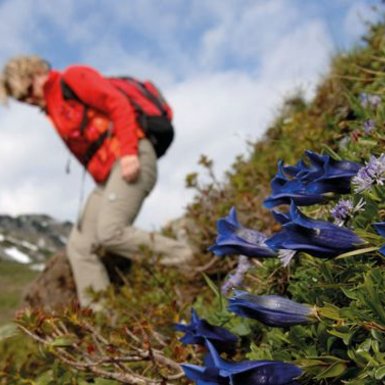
[96,139,193,265]
[66,187,110,306]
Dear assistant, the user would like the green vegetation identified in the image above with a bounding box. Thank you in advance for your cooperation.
[3,11,385,385]
[0,261,38,325]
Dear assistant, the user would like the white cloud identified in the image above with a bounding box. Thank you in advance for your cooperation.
[199,0,300,69]
[78,39,177,86]
[260,19,334,88]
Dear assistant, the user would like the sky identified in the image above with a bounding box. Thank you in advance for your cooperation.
[0,0,381,230]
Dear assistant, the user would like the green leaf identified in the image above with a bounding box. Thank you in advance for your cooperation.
[375,366,385,380]
[370,329,385,342]
[357,138,378,147]
[335,246,378,260]
[230,321,251,336]
[315,362,348,379]
[361,271,385,325]
[341,287,358,300]
[327,336,337,351]
[202,273,220,298]
[318,304,342,320]
[355,349,375,365]
[35,370,56,385]
[50,337,75,347]
[321,144,342,160]
[328,329,352,345]
[296,358,326,368]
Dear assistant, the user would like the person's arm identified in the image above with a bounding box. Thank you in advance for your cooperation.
[62,65,140,182]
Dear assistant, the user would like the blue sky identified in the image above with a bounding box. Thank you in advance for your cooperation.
[0,0,381,229]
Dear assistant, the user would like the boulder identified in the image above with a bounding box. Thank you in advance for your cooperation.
[23,253,77,309]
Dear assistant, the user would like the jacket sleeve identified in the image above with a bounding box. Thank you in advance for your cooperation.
[62,65,139,157]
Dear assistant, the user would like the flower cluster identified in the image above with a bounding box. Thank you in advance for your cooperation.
[330,198,365,226]
[330,199,353,223]
[363,119,375,134]
[263,151,361,208]
[352,154,385,193]
[221,255,251,295]
[359,92,381,109]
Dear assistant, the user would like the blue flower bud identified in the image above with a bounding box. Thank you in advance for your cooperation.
[228,290,314,327]
[266,201,365,261]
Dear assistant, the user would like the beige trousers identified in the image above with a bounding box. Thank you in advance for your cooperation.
[66,139,193,306]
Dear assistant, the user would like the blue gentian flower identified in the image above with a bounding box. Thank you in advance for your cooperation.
[265,201,365,261]
[181,340,302,385]
[264,152,361,208]
[314,157,361,182]
[228,290,313,327]
[263,170,328,208]
[294,150,360,184]
[372,222,385,256]
[208,207,277,258]
[174,308,238,353]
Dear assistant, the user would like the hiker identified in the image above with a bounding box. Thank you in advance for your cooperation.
[0,55,193,307]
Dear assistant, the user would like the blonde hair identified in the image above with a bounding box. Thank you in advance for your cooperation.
[0,55,50,104]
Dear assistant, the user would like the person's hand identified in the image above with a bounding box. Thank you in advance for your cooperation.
[120,155,140,182]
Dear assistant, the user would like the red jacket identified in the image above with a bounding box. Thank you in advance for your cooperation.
[43,66,144,183]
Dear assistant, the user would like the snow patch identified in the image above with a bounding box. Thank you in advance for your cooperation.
[21,240,39,251]
[4,247,32,264]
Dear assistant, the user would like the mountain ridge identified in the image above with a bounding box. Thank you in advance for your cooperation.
[0,213,71,267]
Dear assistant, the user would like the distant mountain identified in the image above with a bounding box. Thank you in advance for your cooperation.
[0,214,72,270]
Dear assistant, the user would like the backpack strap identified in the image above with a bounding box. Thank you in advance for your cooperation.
[60,79,89,135]
[60,79,108,166]
[82,130,110,165]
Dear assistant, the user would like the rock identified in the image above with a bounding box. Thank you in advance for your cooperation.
[23,253,77,309]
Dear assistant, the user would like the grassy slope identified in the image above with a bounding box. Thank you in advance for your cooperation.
[0,261,38,325]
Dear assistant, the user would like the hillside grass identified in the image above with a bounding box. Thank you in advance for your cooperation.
[0,261,38,325]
